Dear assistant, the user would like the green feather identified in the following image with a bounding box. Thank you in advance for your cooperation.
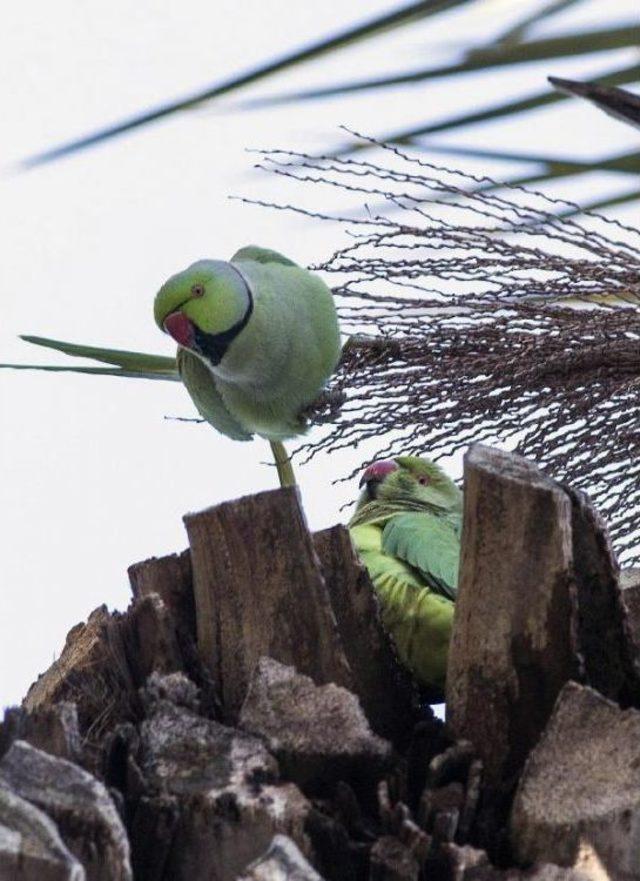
[231,245,298,267]
[381,512,459,600]
[18,336,178,374]
[0,336,179,381]
[348,455,461,692]
[350,519,454,692]
[177,349,252,441]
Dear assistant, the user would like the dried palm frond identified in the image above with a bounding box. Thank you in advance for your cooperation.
[249,134,640,560]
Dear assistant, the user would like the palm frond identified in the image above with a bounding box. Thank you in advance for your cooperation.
[20,0,473,168]
[424,144,640,176]
[333,63,640,151]
[495,0,585,45]
[549,77,640,130]
[242,24,639,107]
[22,0,640,213]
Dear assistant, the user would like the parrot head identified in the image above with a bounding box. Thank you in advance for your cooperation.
[154,260,252,365]
[357,455,462,513]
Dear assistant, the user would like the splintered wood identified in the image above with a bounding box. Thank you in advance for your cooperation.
[447,445,640,788]
[446,445,577,785]
[183,487,352,721]
[7,443,640,880]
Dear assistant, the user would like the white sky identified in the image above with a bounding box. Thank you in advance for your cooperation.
[1,0,638,707]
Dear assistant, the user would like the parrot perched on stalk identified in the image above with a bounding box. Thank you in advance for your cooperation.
[154,246,341,483]
[349,456,462,696]
[2,246,341,486]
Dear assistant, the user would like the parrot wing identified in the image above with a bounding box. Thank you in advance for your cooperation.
[0,335,179,380]
[350,521,454,692]
[177,349,253,441]
[231,246,298,267]
[381,512,459,600]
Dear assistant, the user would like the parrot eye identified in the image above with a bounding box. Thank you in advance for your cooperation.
[418,476,429,486]
[191,283,205,298]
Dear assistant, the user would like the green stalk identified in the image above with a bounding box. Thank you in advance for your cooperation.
[269,440,296,488]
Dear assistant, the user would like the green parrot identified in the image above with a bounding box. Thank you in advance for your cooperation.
[154,246,340,443]
[349,456,462,695]
[2,246,341,485]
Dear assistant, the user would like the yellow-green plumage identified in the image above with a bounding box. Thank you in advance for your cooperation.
[349,456,462,694]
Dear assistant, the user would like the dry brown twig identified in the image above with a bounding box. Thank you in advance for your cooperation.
[241,131,640,562]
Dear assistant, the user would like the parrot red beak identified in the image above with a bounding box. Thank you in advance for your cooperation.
[359,459,398,490]
[163,311,195,348]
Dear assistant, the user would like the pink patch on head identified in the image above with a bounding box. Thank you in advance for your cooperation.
[359,459,398,487]
[163,312,195,347]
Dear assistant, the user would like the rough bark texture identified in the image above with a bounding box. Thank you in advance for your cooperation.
[446,445,577,786]
[621,568,640,647]
[369,835,420,880]
[128,550,194,638]
[238,834,326,881]
[1,702,82,764]
[183,487,352,721]
[20,592,213,765]
[313,526,417,745]
[511,681,640,879]
[22,606,133,738]
[438,844,591,880]
[239,657,392,799]
[128,673,312,881]
[0,782,85,881]
[566,489,640,706]
[5,446,640,881]
[0,740,132,881]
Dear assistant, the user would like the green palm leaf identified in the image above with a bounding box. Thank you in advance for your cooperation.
[21,0,640,213]
[333,63,640,151]
[21,0,474,168]
[241,24,639,107]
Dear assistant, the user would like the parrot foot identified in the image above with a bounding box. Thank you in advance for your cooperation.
[302,388,346,422]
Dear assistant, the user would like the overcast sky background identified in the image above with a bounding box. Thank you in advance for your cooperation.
[1,0,638,707]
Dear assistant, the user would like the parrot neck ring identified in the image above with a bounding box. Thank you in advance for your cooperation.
[163,282,254,366]
[192,299,253,366]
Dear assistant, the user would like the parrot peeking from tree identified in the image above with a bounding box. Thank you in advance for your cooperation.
[349,455,462,697]
[2,246,341,486]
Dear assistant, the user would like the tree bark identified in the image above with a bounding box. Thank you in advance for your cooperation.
[313,526,417,745]
[183,487,352,721]
[446,445,577,786]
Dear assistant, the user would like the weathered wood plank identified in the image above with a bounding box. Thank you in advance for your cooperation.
[566,488,640,706]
